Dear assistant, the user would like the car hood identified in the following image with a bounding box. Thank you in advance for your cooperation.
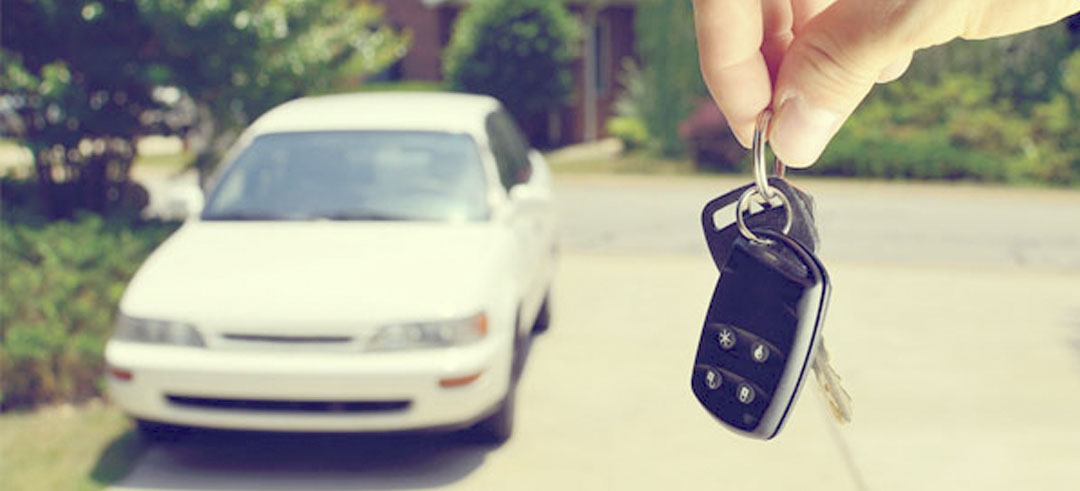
[121,221,507,330]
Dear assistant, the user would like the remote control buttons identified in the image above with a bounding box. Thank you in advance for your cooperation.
[751,342,769,363]
[716,326,736,350]
[736,383,756,404]
[704,367,723,390]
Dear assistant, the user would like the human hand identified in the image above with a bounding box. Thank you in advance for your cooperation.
[691,0,1080,167]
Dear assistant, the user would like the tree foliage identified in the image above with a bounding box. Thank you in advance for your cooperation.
[0,0,408,217]
[136,0,409,175]
[444,0,577,122]
[632,0,705,157]
[813,23,1080,185]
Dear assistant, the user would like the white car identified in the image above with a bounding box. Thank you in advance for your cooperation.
[105,92,558,443]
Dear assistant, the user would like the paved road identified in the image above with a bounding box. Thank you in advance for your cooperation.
[555,174,1080,272]
[114,175,1080,490]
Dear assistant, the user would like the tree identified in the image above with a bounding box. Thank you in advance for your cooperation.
[633,0,705,157]
[1,0,160,217]
[444,0,577,125]
[136,0,409,178]
[0,0,408,217]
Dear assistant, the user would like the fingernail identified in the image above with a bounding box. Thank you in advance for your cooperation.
[770,93,841,168]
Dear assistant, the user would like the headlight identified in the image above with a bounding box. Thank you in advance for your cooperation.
[368,313,487,351]
[113,314,205,347]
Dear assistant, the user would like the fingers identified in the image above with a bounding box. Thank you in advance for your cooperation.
[769,0,969,167]
[692,0,770,147]
[877,52,913,83]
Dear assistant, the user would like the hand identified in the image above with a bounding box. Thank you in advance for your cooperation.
[692,0,1080,167]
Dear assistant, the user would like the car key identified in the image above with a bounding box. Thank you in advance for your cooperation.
[691,228,830,440]
[706,185,852,425]
[701,177,820,271]
[811,340,852,423]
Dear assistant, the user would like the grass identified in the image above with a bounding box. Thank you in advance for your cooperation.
[134,151,192,170]
[0,402,145,491]
[546,150,701,176]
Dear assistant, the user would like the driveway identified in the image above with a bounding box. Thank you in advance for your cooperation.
[113,174,1080,490]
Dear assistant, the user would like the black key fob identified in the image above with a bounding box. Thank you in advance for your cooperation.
[690,229,830,440]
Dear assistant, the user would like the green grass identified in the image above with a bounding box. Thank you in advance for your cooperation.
[546,151,700,176]
[134,152,192,170]
[0,402,145,491]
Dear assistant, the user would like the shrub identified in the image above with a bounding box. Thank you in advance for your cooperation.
[0,214,177,410]
[443,0,577,121]
[606,116,649,151]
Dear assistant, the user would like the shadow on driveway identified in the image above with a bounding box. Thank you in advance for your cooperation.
[99,429,493,490]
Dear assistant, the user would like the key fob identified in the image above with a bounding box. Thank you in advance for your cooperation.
[690,229,830,440]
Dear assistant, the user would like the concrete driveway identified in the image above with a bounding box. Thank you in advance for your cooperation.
[113,174,1080,490]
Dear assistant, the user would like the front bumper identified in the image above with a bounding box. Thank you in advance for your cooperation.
[104,338,511,432]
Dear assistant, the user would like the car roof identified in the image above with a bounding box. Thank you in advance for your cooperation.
[244,92,502,137]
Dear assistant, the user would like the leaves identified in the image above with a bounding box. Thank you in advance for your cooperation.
[444,0,578,121]
[0,214,178,410]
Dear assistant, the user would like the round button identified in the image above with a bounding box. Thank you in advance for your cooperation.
[736,383,756,404]
[716,327,736,350]
[703,367,723,390]
[751,342,769,363]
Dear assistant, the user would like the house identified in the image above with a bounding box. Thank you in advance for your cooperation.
[369,0,638,148]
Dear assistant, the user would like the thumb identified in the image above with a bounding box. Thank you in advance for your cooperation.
[769,0,964,167]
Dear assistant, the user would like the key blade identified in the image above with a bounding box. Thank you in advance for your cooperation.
[812,343,853,424]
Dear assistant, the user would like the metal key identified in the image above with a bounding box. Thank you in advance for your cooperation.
[811,339,853,423]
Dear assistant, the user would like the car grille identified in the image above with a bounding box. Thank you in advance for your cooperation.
[166,395,410,413]
[221,334,353,344]
[214,332,366,352]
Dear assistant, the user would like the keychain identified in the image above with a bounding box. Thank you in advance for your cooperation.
[691,110,851,440]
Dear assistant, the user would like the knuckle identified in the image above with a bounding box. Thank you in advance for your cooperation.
[795,30,877,103]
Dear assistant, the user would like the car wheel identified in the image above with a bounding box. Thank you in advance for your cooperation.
[135,418,190,443]
[531,291,552,334]
[469,390,515,444]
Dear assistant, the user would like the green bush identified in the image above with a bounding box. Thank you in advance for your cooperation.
[0,214,177,410]
[443,0,577,121]
[808,35,1080,186]
[606,116,650,151]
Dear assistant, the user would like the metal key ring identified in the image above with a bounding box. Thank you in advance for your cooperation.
[735,185,793,244]
[752,110,786,198]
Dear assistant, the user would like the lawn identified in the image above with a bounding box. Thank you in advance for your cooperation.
[0,402,143,491]
[546,149,702,176]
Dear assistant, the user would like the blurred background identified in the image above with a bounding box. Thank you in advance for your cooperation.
[1,1,1079,490]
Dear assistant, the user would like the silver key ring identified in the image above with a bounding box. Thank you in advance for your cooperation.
[736,186,793,244]
[753,110,786,198]
[739,109,793,243]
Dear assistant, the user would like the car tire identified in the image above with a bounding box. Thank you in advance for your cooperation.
[135,418,190,443]
[531,291,552,334]
[469,391,515,444]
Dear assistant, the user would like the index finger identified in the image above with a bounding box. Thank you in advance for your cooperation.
[692,0,771,147]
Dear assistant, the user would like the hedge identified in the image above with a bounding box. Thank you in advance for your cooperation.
[0,214,177,410]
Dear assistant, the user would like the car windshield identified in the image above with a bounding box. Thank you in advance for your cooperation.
[202,131,489,222]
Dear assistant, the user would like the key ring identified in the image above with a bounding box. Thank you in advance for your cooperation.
[738,110,793,243]
[752,110,786,198]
